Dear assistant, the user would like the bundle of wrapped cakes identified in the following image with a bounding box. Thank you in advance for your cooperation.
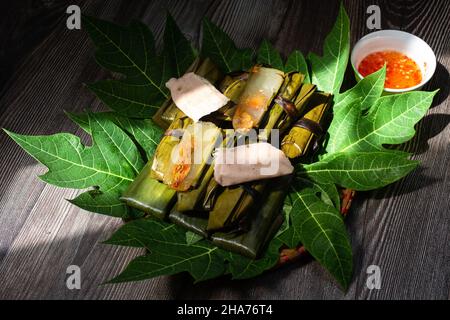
[121,58,331,258]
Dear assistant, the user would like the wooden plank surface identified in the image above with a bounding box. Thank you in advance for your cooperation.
[0,0,448,300]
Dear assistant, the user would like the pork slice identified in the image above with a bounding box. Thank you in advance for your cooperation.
[214,142,294,186]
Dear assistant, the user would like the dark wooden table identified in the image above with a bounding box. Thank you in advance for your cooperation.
[0,0,449,300]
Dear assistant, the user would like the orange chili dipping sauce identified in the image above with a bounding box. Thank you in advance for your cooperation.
[358,50,422,89]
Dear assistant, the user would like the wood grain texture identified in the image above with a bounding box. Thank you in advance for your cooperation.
[0,0,448,300]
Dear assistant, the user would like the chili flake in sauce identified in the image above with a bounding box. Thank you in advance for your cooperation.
[358,50,422,89]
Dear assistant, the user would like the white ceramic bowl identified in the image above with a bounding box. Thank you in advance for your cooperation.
[351,30,436,93]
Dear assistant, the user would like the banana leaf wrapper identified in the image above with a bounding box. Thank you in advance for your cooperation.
[171,72,246,213]
[196,57,223,85]
[152,98,177,129]
[163,121,221,191]
[263,212,284,246]
[210,87,327,256]
[120,161,176,219]
[206,72,304,230]
[176,163,214,212]
[219,72,249,104]
[154,65,244,186]
[259,72,304,138]
[281,92,332,158]
[202,176,222,211]
[211,73,249,122]
[232,66,285,133]
[207,183,265,232]
[211,176,289,259]
[169,171,221,237]
[200,77,249,127]
[169,209,209,238]
[176,134,234,212]
[276,82,317,134]
[150,111,192,181]
[123,78,224,217]
[206,73,301,231]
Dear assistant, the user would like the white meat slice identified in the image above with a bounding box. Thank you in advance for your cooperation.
[214,142,294,186]
[166,72,229,122]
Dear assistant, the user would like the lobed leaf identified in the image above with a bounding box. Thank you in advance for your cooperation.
[163,14,197,78]
[296,177,340,210]
[85,81,164,119]
[285,50,310,82]
[106,219,228,282]
[66,111,163,160]
[326,90,437,154]
[278,182,353,289]
[83,16,174,118]
[308,3,350,94]
[303,151,419,191]
[69,189,129,217]
[185,231,203,245]
[227,238,282,280]
[325,67,386,154]
[334,65,386,111]
[257,40,284,70]
[5,113,143,218]
[201,18,253,72]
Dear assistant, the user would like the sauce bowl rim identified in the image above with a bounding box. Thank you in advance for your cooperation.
[350,29,437,93]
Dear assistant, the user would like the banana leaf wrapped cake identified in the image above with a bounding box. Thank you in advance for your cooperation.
[121,59,333,259]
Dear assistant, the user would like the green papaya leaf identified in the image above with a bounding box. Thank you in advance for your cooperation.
[105,219,228,283]
[308,3,350,94]
[278,182,353,289]
[65,111,162,217]
[325,67,386,154]
[334,65,386,111]
[164,13,197,77]
[185,231,203,245]
[276,201,293,238]
[85,81,165,119]
[201,18,253,72]
[5,113,143,217]
[66,111,163,160]
[83,16,170,118]
[285,50,310,82]
[257,40,284,70]
[303,151,419,190]
[326,90,437,154]
[106,218,283,282]
[69,189,129,217]
[241,48,254,71]
[296,177,340,209]
[227,238,282,279]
